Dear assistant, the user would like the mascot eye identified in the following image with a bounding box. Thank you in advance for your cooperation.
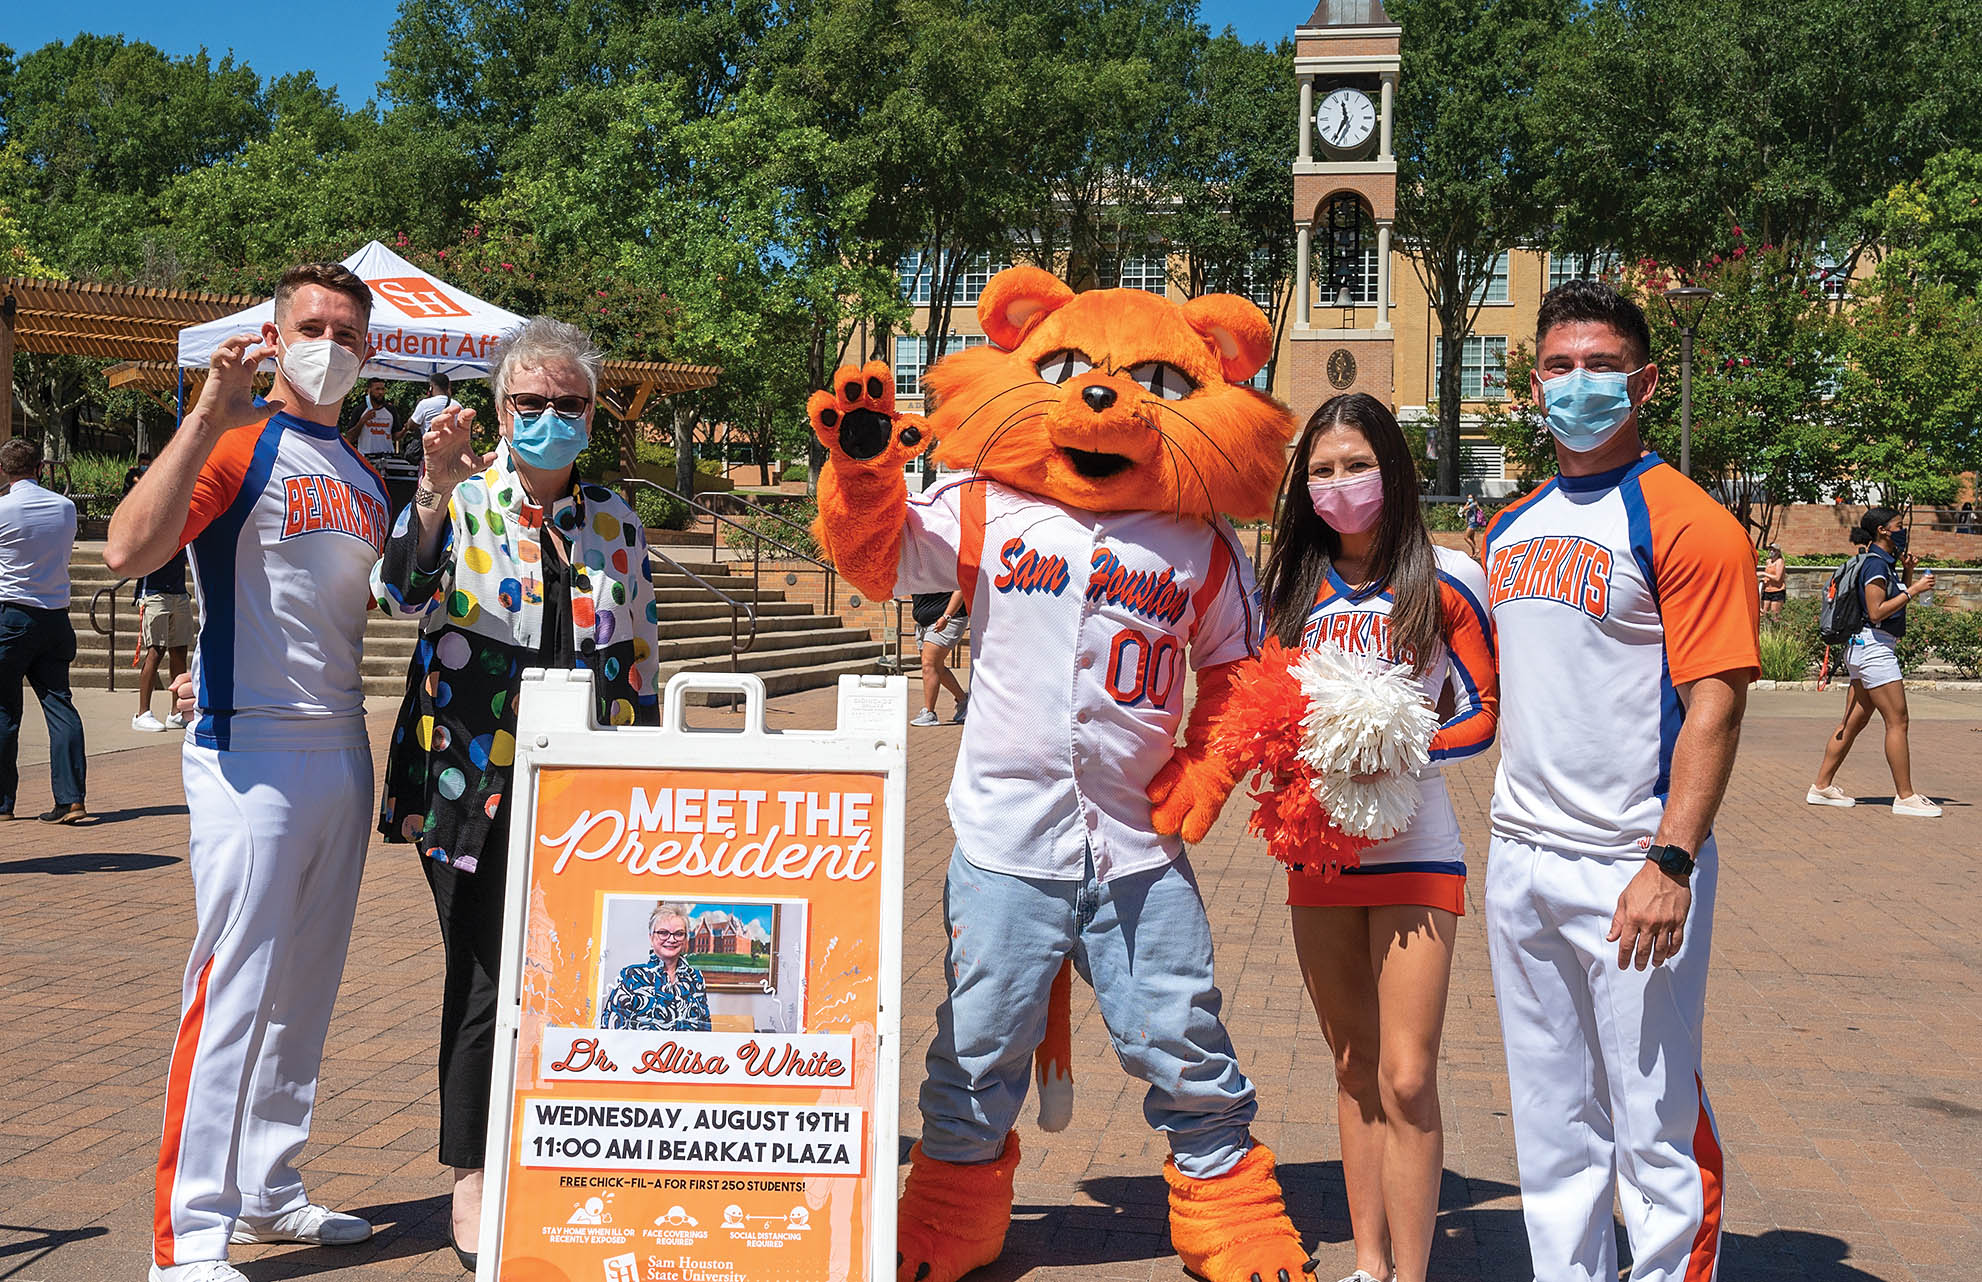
[1036,350,1095,384]
[1129,362,1196,401]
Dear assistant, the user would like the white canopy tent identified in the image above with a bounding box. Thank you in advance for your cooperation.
[175,240,526,384]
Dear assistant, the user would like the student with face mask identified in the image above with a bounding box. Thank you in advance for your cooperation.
[1254,393,1498,1282]
[1807,507,1940,816]
[1481,280,1759,1282]
[107,262,389,1282]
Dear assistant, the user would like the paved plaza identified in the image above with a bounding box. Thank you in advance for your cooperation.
[0,683,1976,1282]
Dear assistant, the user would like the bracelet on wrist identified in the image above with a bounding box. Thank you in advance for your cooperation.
[414,486,448,510]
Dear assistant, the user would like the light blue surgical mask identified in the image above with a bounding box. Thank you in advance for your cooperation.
[510,406,589,470]
[1539,366,1645,453]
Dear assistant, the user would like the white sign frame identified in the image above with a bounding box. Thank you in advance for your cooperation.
[478,669,908,1282]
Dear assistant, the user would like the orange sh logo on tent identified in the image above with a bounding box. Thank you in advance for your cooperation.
[367,276,470,319]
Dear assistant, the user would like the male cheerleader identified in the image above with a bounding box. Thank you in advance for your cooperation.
[108,263,388,1282]
[1482,280,1757,1282]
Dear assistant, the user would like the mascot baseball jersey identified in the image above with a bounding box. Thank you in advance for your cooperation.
[897,476,1259,883]
[1483,453,1758,855]
[179,412,388,750]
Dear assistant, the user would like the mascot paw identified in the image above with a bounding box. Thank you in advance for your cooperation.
[809,360,932,468]
[1146,751,1233,845]
[1166,1143,1314,1282]
[897,1135,1021,1282]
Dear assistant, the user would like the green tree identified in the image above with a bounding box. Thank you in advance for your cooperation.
[1868,148,1982,298]
[1389,0,1568,495]
[1834,269,1982,507]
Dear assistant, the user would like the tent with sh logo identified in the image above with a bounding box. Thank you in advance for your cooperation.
[174,239,527,385]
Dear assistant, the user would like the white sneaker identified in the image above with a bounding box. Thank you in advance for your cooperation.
[1806,784,1855,807]
[230,1203,374,1246]
[132,711,167,732]
[1892,794,1943,818]
[1336,1271,1387,1282]
[149,1263,250,1282]
[951,694,969,724]
[166,711,188,728]
[910,709,941,727]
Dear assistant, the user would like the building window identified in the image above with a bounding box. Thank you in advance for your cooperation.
[898,252,1010,307]
[892,333,989,398]
[1464,252,1510,304]
[1207,250,1281,309]
[1460,441,1507,480]
[1811,246,1849,301]
[1103,251,1169,294]
[1434,335,1509,401]
[1547,249,1621,291]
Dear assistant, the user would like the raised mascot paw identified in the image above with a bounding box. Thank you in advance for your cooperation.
[1165,1143,1315,1282]
[808,360,932,468]
[1146,750,1234,845]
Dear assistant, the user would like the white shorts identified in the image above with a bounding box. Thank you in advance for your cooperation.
[1845,628,1902,690]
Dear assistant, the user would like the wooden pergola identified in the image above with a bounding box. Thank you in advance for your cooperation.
[1,276,720,465]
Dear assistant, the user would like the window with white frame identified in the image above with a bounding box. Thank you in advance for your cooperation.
[1434,335,1510,401]
[897,252,1010,307]
[1460,441,1507,480]
[1464,252,1510,304]
[1548,249,1621,290]
[1811,247,1849,301]
[1104,251,1169,294]
[1207,250,1281,309]
[892,333,990,398]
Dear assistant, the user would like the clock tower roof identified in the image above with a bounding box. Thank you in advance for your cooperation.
[1303,0,1394,27]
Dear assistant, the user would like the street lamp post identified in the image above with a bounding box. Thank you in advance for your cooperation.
[1661,286,1714,478]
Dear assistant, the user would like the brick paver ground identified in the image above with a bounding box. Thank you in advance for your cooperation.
[1,684,1976,1282]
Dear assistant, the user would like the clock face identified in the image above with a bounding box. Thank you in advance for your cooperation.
[1315,87,1377,153]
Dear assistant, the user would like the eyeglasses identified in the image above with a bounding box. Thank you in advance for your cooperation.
[651,929,687,941]
[507,392,592,417]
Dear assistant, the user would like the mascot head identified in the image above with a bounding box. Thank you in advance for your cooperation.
[923,265,1296,521]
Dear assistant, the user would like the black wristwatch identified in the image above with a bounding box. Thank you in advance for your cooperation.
[1647,843,1695,880]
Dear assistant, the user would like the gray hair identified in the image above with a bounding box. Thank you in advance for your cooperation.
[490,315,606,404]
[649,901,691,933]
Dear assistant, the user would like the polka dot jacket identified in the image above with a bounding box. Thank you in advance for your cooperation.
[371,444,660,871]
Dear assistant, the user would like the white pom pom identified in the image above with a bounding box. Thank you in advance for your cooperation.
[1289,642,1440,840]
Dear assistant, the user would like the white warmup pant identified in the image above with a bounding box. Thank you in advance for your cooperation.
[153,742,373,1268]
[1485,836,1723,1282]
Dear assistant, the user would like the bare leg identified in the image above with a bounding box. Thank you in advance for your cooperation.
[135,645,162,717]
[1862,680,1916,799]
[1368,906,1458,1282]
[1813,682,1872,790]
[452,1165,483,1250]
[918,641,945,714]
[1293,906,1392,1279]
[168,646,189,681]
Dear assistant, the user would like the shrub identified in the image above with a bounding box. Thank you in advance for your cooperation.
[1908,605,1982,679]
[781,463,809,483]
[1422,502,1463,531]
[1757,625,1814,681]
[735,498,821,561]
[631,486,692,532]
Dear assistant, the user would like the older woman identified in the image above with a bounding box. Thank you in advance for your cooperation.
[372,316,659,1270]
[600,902,713,1032]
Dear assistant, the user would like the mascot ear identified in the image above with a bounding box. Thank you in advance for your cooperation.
[980,266,1075,351]
[1182,293,1274,384]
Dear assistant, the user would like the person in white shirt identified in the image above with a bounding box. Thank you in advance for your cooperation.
[351,377,398,456]
[0,437,86,823]
[410,371,462,440]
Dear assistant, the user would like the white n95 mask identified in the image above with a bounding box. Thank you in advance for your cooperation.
[280,337,365,406]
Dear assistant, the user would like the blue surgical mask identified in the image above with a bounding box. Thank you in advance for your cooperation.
[510,406,589,470]
[1539,367,1644,453]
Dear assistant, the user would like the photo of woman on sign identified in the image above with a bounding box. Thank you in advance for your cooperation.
[599,901,713,1032]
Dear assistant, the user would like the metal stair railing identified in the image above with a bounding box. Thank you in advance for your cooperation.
[624,478,849,616]
[87,577,133,692]
[645,543,759,677]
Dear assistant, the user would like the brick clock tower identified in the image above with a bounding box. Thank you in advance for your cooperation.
[1289,0,1400,426]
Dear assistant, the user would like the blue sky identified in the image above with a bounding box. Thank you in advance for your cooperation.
[14,1,1298,106]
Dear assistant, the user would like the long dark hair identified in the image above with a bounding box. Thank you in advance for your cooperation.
[1259,393,1445,667]
[1851,506,1900,548]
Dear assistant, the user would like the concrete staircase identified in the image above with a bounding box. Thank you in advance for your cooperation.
[66,544,883,704]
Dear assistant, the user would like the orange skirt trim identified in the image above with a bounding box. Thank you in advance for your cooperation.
[1286,869,1465,915]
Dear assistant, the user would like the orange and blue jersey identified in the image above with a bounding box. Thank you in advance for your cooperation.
[1484,452,1759,857]
[179,412,387,752]
[1289,544,1498,914]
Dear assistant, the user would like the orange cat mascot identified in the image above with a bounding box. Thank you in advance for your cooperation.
[808,266,1309,1282]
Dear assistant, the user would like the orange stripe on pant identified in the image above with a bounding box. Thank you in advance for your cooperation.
[1685,1073,1724,1282]
[153,955,216,1268]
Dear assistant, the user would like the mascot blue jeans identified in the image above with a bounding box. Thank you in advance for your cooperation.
[918,845,1257,1178]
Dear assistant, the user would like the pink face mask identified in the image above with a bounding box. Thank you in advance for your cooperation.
[1308,470,1385,533]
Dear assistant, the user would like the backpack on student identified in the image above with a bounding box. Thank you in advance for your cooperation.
[1817,552,1870,645]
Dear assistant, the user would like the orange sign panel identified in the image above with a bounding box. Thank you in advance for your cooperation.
[368,275,472,318]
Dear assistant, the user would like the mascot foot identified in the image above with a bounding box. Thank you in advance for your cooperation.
[897,1133,1021,1282]
[1165,1142,1315,1282]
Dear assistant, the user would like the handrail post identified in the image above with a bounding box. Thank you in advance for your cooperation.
[106,595,116,691]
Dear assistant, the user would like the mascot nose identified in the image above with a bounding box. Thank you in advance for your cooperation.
[1081,384,1117,412]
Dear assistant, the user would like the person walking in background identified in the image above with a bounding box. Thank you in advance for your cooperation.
[1460,493,1486,559]
[1807,507,1939,817]
[1760,544,1787,620]
[411,370,460,437]
[107,261,388,1282]
[131,548,195,732]
[1485,280,1758,1282]
[909,589,968,727]
[0,437,87,824]
[1255,394,1497,1282]
[372,316,658,1272]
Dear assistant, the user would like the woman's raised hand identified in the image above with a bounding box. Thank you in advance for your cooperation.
[421,406,496,493]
